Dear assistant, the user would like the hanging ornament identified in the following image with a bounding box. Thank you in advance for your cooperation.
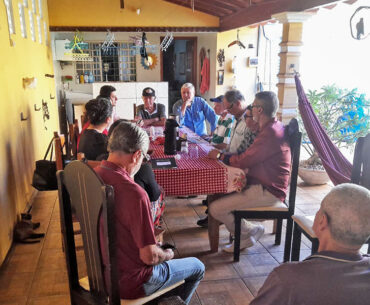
[141,54,158,70]
[160,31,173,52]
[191,0,195,12]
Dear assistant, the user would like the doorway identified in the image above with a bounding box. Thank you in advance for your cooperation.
[161,37,197,111]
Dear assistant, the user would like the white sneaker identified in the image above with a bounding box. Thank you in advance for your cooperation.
[222,225,265,253]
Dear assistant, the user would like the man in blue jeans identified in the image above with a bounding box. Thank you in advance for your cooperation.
[96,121,204,304]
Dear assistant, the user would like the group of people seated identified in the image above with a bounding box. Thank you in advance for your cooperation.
[75,83,370,304]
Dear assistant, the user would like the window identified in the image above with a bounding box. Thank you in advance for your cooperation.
[18,3,27,38]
[37,15,42,43]
[119,43,137,81]
[38,0,42,18]
[29,10,35,41]
[75,42,137,83]
[4,0,15,35]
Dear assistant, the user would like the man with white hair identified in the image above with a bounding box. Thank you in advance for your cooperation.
[251,183,370,305]
[172,83,217,136]
[95,122,205,304]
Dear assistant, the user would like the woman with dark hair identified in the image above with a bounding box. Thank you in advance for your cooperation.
[78,98,112,160]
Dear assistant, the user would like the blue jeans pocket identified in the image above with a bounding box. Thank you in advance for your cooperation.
[143,264,168,296]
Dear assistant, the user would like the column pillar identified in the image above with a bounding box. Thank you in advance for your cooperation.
[272,12,314,123]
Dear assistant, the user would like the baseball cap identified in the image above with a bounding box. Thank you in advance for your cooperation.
[142,87,156,97]
[210,95,224,103]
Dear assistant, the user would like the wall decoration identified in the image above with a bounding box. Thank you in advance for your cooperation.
[160,31,173,51]
[101,30,116,54]
[217,70,224,85]
[217,49,225,68]
[141,54,158,70]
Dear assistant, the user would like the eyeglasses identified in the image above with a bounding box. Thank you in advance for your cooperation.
[251,104,262,109]
[244,114,253,119]
[141,151,151,162]
[226,103,234,110]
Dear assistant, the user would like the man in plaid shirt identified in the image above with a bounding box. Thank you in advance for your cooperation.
[210,95,234,150]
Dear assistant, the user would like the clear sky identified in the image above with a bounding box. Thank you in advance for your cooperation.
[301,0,370,98]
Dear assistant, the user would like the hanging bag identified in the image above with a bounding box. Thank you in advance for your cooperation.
[31,137,57,191]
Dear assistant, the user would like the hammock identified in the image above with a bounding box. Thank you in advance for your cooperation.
[295,75,352,185]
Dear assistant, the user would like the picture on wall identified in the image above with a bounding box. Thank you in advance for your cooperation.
[217,70,224,85]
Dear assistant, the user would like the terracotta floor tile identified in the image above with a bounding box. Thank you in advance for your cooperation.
[242,276,268,297]
[233,254,279,277]
[200,253,240,281]
[0,297,27,305]
[197,279,254,305]
[0,273,33,300]
[1,252,40,274]
[37,249,66,271]
[43,232,62,250]
[29,270,69,297]
[27,295,70,305]
[270,249,311,263]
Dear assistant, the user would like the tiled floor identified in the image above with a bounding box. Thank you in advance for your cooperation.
[0,182,333,305]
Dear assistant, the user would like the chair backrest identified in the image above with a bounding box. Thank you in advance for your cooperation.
[285,118,302,213]
[68,119,80,158]
[54,132,64,171]
[351,133,370,189]
[77,152,102,169]
[57,161,120,305]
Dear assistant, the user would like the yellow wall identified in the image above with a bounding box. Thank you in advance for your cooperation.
[0,0,58,265]
[48,0,219,27]
[215,27,259,103]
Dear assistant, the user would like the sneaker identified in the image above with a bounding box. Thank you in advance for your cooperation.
[222,225,265,253]
[197,216,208,228]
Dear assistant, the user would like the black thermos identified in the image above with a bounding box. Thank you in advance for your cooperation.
[164,118,179,155]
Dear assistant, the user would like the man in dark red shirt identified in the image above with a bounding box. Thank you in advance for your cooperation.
[95,121,204,303]
[209,91,291,252]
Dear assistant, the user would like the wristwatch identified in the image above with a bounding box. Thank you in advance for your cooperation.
[216,152,223,160]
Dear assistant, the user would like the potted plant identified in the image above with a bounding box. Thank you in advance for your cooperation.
[298,85,370,185]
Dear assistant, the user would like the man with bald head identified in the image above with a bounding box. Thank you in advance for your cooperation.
[251,183,370,305]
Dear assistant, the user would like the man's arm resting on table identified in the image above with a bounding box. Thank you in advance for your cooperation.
[140,244,174,265]
[142,117,166,127]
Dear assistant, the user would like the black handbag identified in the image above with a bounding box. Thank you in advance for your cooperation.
[31,137,57,191]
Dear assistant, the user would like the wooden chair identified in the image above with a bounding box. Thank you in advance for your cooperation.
[68,119,80,158]
[54,132,64,171]
[57,161,183,305]
[230,118,301,262]
[291,133,370,261]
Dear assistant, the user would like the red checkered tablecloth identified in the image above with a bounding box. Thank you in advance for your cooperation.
[151,143,228,196]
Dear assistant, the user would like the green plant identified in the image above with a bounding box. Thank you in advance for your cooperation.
[298,84,370,165]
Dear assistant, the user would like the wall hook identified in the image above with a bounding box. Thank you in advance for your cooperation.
[34,104,41,111]
[50,94,55,99]
[20,112,28,121]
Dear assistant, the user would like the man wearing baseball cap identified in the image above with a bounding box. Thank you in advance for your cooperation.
[210,95,235,150]
[135,87,166,127]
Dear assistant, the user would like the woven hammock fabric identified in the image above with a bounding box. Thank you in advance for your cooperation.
[295,75,352,185]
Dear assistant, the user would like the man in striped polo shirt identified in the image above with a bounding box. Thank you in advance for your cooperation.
[210,95,234,150]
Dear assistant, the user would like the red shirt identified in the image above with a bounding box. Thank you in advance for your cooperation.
[95,160,156,299]
[229,119,291,202]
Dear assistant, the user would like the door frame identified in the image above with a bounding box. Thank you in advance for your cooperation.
[160,36,198,90]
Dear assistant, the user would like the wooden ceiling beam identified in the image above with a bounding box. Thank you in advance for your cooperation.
[163,0,226,17]
[49,26,219,32]
[220,0,340,31]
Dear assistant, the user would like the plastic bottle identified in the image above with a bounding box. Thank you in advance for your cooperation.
[76,74,80,84]
[88,72,94,83]
[79,74,84,84]
[84,71,89,83]
[181,141,188,155]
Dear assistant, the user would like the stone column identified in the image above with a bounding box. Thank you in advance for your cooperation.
[272,12,314,123]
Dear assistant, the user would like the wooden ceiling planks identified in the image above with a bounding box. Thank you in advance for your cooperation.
[164,0,344,31]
